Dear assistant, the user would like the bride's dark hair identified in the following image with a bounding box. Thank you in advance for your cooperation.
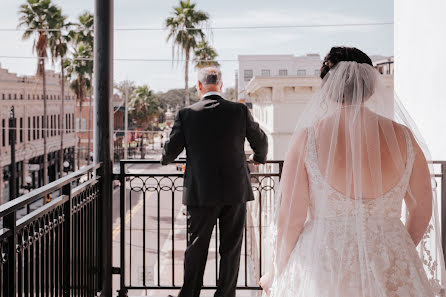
[320,46,373,79]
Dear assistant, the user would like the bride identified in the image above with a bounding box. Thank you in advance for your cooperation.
[259,47,446,297]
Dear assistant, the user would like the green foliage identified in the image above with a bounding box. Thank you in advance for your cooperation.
[154,87,200,110]
[193,39,219,69]
[64,44,92,101]
[64,11,94,107]
[165,0,210,105]
[165,0,209,61]
[129,85,162,130]
[18,0,62,75]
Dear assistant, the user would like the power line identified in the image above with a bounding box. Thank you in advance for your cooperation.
[0,22,394,33]
[0,55,331,63]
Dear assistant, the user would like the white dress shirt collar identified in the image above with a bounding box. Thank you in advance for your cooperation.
[203,91,222,98]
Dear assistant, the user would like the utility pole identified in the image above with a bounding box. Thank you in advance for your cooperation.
[9,106,17,201]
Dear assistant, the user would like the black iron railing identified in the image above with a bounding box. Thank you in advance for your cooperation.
[117,160,446,296]
[0,159,444,297]
[116,159,283,295]
[0,163,103,297]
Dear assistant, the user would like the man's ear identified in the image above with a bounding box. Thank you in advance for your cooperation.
[198,81,203,90]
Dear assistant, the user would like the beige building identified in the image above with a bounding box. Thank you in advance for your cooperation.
[0,66,77,205]
[246,58,394,160]
[238,54,322,102]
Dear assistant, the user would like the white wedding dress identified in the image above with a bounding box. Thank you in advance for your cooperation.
[265,61,445,297]
[269,127,436,297]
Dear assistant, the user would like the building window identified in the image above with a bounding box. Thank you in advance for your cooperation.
[314,69,321,76]
[20,94,23,100]
[28,117,31,141]
[33,116,36,140]
[297,69,306,76]
[27,94,30,100]
[8,94,11,100]
[2,119,5,147]
[36,116,40,139]
[1,94,4,100]
[261,69,270,77]
[41,116,44,138]
[58,115,60,135]
[50,115,53,136]
[71,114,74,133]
[14,94,17,99]
[279,69,288,76]
[19,118,23,143]
[244,69,253,82]
[76,118,87,131]
[47,115,49,137]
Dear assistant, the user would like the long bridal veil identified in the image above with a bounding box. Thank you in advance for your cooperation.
[263,61,446,296]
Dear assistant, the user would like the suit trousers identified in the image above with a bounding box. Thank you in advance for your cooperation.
[178,202,246,297]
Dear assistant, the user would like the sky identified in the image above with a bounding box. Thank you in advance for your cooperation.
[0,0,393,92]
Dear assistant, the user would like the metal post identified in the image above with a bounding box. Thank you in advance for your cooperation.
[118,161,127,296]
[9,106,17,201]
[62,183,72,297]
[60,66,65,178]
[5,106,17,297]
[94,0,113,296]
[42,59,48,185]
[124,85,128,159]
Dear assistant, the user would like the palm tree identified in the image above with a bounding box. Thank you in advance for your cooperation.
[129,85,161,159]
[193,39,219,69]
[48,7,70,177]
[114,81,136,159]
[70,12,94,164]
[166,0,209,106]
[64,43,92,169]
[19,0,60,185]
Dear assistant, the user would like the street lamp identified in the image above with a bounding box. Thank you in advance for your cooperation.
[63,161,70,175]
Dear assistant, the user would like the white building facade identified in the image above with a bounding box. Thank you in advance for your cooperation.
[245,61,394,160]
[237,54,323,102]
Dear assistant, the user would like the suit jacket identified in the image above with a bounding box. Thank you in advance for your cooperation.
[161,94,268,206]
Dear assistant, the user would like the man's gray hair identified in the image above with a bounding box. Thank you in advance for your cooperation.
[198,67,222,87]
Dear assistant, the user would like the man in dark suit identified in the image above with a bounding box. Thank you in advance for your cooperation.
[161,66,268,297]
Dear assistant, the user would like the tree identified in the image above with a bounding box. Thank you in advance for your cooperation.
[19,0,61,185]
[193,39,219,69]
[129,85,161,159]
[48,6,70,177]
[64,43,93,169]
[114,80,136,159]
[129,85,161,129]
[166,0,209,106]
[70,12,94,164]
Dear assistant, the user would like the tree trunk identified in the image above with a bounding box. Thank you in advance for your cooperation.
[59,59,65,177]
[87,73,93,165]
[140,136,145,159]
[42,58,48,185]
[77,77,83,171]
[185,49,190,106]
[77,102,82,170]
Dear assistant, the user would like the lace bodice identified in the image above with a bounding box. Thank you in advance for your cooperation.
[304,127,415,220]
[268,126,438,297]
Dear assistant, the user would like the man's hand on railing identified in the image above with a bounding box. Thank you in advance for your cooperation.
[248,154,260,166]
